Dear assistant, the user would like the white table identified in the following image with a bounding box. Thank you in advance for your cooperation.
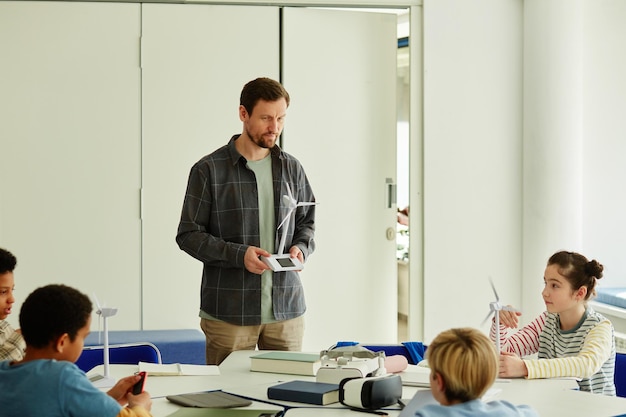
[89,350,626,417]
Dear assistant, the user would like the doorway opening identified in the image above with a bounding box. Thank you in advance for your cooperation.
[396,11,410,343]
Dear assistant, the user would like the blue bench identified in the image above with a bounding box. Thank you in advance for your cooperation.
[76,342,162,372]
[85,329,206,365]
[596,287,626,310]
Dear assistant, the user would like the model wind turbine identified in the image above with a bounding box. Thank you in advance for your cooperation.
[481,277,519,356]
[89,294,118,388]
[261,182,318,272]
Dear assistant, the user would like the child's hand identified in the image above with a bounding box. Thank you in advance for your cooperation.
[498,306,522,328]
[107,374,142,406]
[127,391,152,411]
[498,351,528,378]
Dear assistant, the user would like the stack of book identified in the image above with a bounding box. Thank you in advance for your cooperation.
[250,351,321,376]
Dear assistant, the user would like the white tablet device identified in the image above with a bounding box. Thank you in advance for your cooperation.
[261,254,304,271]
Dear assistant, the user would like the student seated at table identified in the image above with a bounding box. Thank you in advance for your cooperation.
[0,284,153,417]
[493,250,616,395]
[415,327,538,417]
[0,247,25,361]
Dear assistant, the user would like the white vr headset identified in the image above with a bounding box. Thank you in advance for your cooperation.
[339,374,403,411]
[316,346,403,411]
[316,346,386,384]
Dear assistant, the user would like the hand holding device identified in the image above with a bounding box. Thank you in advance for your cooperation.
[132,371,147,395]
[261,253,304,271]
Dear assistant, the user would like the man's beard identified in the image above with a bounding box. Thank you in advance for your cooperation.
[246,128,276,149]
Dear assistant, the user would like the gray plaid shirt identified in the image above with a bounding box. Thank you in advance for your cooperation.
[176,135,316,325]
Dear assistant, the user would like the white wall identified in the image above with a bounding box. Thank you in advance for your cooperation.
[421,0,523,343]
[582,0,626,289]
[522,0,626,321]
[0,1,143,328]
[522,0,585,320]
[418,0,626,344]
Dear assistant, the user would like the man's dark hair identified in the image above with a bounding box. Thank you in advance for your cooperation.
[0,248,17,274]
[240,77,290,116]
[19,284,92,348]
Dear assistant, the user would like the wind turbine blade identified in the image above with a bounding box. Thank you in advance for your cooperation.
[297,202,318,207]
[481,310,494,326]
[276,208,295,231]
[489,276,500,302]
[285,182,294,200]
[93,293,102,312]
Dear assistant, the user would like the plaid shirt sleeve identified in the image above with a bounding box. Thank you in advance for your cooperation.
[0,321,26,362]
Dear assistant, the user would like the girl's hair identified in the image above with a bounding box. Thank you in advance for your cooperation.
[548,251,604,300]
[426,327,497,403]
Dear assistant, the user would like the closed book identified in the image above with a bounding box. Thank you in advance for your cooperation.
[166,391,252,408]
[267,380,339,405]
[165,409,281,417]
[250,351,321,376]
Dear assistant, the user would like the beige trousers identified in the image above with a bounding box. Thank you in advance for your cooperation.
[200,315,305,365]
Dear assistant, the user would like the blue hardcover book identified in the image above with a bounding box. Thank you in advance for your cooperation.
[267,380,340,405]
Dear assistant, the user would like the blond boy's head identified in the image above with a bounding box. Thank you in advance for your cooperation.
[426,327,497,404]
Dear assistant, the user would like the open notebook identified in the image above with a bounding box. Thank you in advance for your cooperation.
[138,361,219,376]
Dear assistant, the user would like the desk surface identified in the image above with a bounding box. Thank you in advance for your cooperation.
[90,350,626,417]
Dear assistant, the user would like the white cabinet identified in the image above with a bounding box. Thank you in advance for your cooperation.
[0,1,142,328]
[140,4,280,329]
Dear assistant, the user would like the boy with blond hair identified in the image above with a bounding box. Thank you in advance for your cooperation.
[416,327,537,417]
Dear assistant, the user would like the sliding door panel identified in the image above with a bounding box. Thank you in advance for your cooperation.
[0,1,142,328]
[282,8,398,349]
[141,4,280,329]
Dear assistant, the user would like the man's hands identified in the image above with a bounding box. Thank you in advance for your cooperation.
[244,246,271,274]
[244,245,304,274]
[288,246,304,266]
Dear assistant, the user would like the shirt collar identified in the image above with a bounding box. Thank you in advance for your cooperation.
[227,134,283,166]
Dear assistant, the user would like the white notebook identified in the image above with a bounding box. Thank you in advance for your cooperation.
[138,361,220,376]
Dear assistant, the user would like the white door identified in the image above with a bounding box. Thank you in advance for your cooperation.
[282,8,399,349]
[0,1,142,328]
[140,4,280,329]
[141,5,399,348]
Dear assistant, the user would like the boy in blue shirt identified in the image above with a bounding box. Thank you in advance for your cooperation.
[0,284,153,417]
[415,328,538,417]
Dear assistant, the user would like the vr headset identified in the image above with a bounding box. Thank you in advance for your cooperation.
[339,374,403,411]
[317,346,386,384]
